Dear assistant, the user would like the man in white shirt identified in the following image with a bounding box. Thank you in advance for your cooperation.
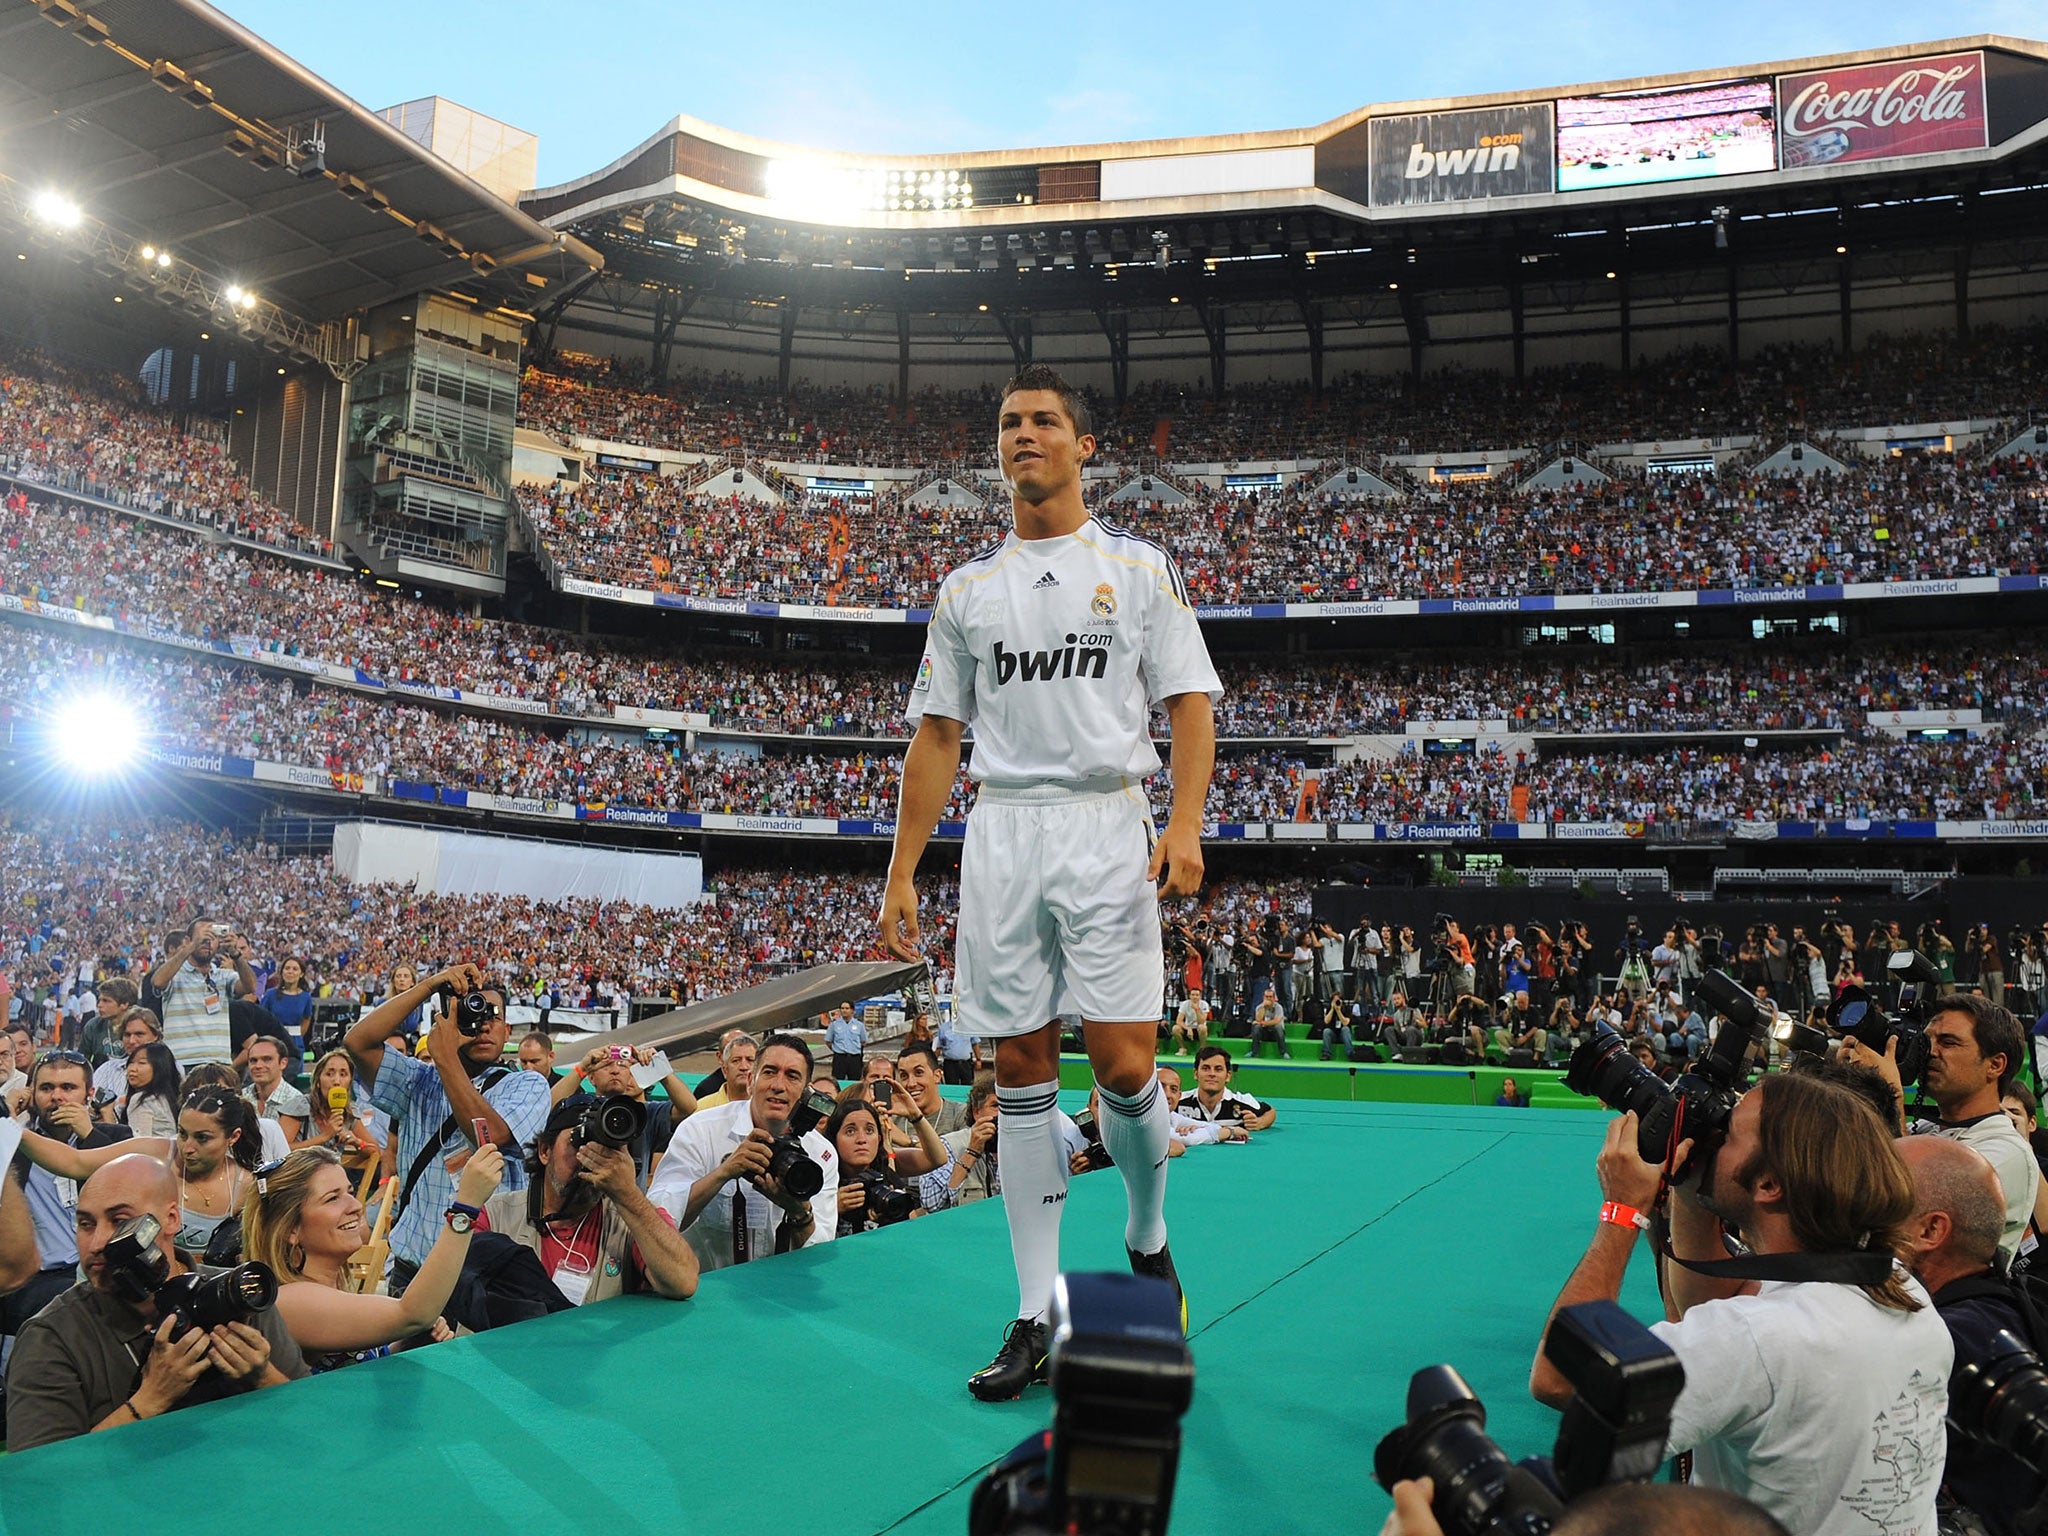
[1846,991,2038,1264]
[1530,1072,1951,1536]
[880,364,1219,1402]
[648,1033,836,1273]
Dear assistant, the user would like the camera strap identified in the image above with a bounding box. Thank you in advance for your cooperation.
[1663,1247,1896,1286]
[396,1067,509,1218]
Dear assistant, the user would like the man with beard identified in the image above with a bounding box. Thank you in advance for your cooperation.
[477,1097,698,1305]
[1529,1074,1951,1536]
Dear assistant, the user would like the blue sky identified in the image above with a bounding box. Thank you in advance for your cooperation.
[216,0,2043,188]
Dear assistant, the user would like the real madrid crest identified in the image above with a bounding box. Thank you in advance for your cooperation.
[1091,582,1117,619]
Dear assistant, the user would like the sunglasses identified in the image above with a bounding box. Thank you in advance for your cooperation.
[255,1145,342,1193]
[33,1049,88,1068]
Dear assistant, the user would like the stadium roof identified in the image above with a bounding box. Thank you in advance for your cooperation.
[519,35,2048,334]
[0,0,600,325]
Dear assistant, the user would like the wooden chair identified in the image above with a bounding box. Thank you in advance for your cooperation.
[344,1176,395,1295]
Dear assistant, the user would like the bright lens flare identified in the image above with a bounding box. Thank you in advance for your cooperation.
[50,693,140,778]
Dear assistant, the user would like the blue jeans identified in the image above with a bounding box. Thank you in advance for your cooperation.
[1322,1024,1353,1057]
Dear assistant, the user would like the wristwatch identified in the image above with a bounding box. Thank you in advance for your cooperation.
[444,1202,482,1233]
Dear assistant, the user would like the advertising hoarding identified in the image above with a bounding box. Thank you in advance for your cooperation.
[1776,51,1988,168]
[1358,104,1556,206]
[1557,79,1777,191]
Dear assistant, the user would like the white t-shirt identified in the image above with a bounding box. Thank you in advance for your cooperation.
[647,1098,837,1273]
[907,517,1222,787]
[1650,1276,1951,1536]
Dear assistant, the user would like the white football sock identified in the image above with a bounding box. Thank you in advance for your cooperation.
[1098,1076,1171,1256]
[995,1080,1068,1323]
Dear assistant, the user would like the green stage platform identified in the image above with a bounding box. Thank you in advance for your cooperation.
[0,1100,1653,1535]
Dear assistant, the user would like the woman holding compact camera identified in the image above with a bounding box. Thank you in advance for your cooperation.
[239,1141,503,1371]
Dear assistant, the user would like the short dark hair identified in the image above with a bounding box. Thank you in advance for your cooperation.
[896,1039,940,1073]
[1194,1045,1232,1069]
[757,1032,814,1079]
[245,1035,285,1061]
[822,1098,885,1174]
[519,1031,555,1052]
[999,364,1092,439]
[1931,993,2025,1097]
[1790,1055,1899,1130]
[99,977,140,1009]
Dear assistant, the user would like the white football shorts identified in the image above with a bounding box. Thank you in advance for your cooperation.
[954,778,1165,1039]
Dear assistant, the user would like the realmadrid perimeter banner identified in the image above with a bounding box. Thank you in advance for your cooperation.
[1317,104,1554,207]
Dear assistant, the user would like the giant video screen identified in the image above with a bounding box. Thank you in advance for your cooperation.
[1556,79,1777,192]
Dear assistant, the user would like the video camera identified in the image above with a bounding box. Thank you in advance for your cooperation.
[102,1213,278,1338]
[1374,1300,1684,1536]
[1565,969,1768,1178]
[1826,950,1943,1086]
[572,1093,648,1151]
[761,1089,839,1200]
[971,1272,1194,1536]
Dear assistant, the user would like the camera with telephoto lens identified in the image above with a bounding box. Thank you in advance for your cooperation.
[1949,1328,2048,1486]
[971,1271,1193,1536]
[1373,1300,1685,1536]
[761,1089,839,1200]
[1825,950,1941,1086]
[849,1169,915,1227]
[1565,969,1770,1177]
[434,982,493,1037]
[101,1213,278,1336]
[1070,1108,1115,1172]
[572,1093,647,1151]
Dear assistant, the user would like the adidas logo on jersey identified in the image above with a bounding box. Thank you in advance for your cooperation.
[1031,571,1059,589]
[992,635,1110,685]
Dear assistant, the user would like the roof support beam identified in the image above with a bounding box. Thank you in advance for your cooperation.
[995,308,1032,370]
[1094,304,1129,408]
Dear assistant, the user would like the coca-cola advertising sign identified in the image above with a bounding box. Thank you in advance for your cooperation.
[1777,51,1988,168]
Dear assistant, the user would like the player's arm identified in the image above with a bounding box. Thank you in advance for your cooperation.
[1149,691,1215,898]
[881,713,965,960]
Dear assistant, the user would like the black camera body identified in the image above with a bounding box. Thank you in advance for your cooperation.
[572,1093,647,1151]
[849,1169,915,1227]
[434,983,493,1037]
[1950,1327,2048,1486]
[102,1213,278,1337]
[1827,949,1943,1086]
[1375,1300,1685,1536]
[761,1089,839,1201]
[1070,1109,1115,1173]
[971,1271,1194,1536]
[1565,969,1766,1177]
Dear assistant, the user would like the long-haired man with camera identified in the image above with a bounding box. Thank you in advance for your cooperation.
[1530,1073,1951,1536]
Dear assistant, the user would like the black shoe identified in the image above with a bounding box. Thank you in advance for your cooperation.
[968,1318,1050,1401]
[1128,1243,1188,1335]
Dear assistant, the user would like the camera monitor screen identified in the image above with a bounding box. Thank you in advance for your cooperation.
[1557,80,1777,191]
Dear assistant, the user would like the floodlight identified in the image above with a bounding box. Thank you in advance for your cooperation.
[30,190,82,229]
[49,692,141,779]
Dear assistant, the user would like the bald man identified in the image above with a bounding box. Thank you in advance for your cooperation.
[4,1153,307,1450]
[1897,1135,2046,1536]
[1380,1479,1791,1536]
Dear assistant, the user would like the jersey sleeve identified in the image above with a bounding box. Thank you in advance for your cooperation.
[1138,555,1223,706]
[906,583,975,725]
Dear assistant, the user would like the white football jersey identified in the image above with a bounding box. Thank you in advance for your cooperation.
[907,517,1222,787]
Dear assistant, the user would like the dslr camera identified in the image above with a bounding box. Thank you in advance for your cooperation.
[1069,1109,1115,1173]
[760,1089,840,1200]
[1826,950,1943,1087]
[1375,1300,1685,1535]
[847,1169,915,1227]
[102,1213,278,1337]
[1565,969,1770,1177]
[971,1272,1193,1536]
[572,1093,648,1151]
[1949,1327,2048,1535]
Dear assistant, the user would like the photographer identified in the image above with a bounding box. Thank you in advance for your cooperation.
[344,963,550,1292]
[548,1042,697,1175]
[648,1033,837,1271]
[1249,984,1291,1059]
[1491,992,1547,1063]
[1350,916,1382,1005]
[3,1051,133,1340]
[478,1098,697,1303]
[4,1153,306,1451]
[1379,1481,1793,1536]
[1894,1135,2044,1536]
[242,1142,504,1369]
[1170,992,1211,1056]
[1845,992,2036,1264]
[825,1096,925,1233]
[917,1077,1002,1209]
[149,919,256,1070]
[1529,1074,1950,1536]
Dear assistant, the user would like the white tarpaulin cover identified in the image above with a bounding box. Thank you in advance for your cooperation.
[332,822,703,909]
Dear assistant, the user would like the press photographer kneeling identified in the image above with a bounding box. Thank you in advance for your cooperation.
[1531,975,1952,1536]
[480,1094,699,1302]
[5,1154,307,1450]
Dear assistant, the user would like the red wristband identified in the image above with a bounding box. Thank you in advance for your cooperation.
[1600,1199,1650,1231]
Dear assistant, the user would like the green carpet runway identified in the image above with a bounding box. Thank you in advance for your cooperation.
[0,1101,1661,1535]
